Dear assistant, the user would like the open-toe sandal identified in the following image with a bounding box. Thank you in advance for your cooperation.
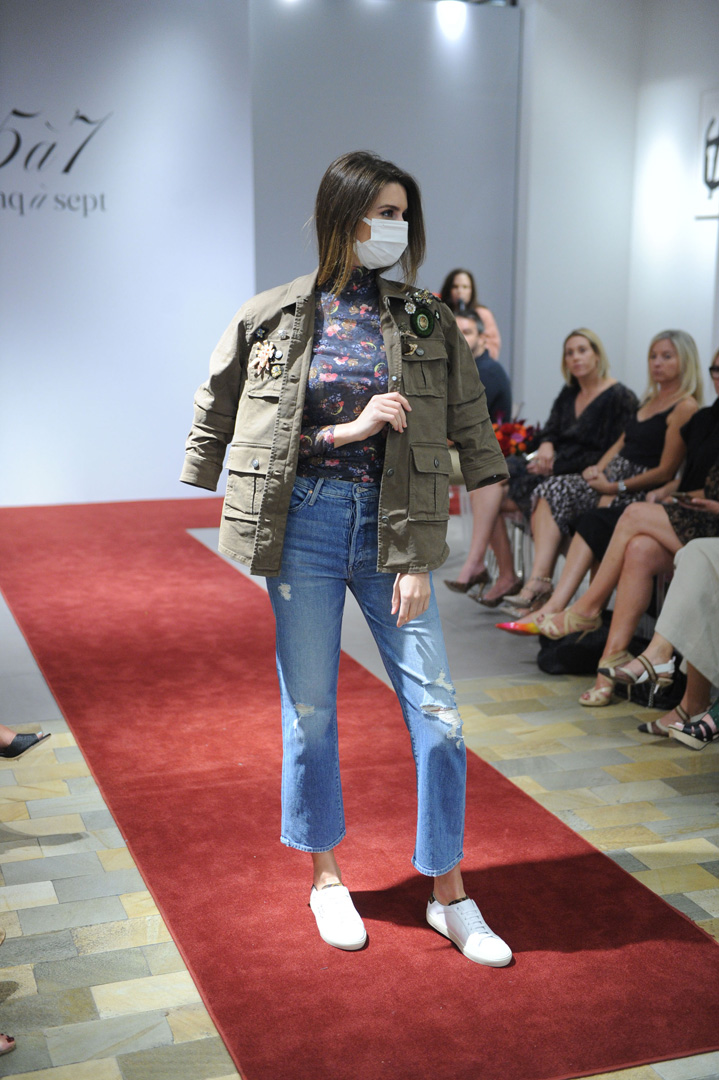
[669,699,719,750]
[0,733,51,760]
[638,704,688,737]
[579,682,615,707]
[0,1034,16,1056]
[612,654,674,707]
[501,577,553,616]
[579,650,633,708]
[536,609,602,642]
[596,650,634,679]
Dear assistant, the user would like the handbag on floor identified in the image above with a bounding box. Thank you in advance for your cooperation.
[536,615,610,675]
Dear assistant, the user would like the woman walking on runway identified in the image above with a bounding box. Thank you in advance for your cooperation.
[182,151,512,966]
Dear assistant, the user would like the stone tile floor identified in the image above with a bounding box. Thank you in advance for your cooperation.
[2,571,719,1079]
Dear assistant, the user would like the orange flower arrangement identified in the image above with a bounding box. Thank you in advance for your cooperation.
[492,420,537,457]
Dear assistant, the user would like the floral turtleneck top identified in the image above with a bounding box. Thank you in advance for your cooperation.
[297,268,388,483]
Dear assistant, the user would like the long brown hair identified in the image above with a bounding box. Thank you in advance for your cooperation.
[315,151,425,296]
[440,268,478,310]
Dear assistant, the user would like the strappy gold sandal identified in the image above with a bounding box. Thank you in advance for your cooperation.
[579,683,615,707]
[535,609,603,642]
[579,650,634,708]
[596,650,635,679]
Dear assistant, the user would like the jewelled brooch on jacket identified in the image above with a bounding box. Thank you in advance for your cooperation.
[251,339,284,379]
[404,289,438,338]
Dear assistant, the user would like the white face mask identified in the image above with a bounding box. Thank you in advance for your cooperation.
[354,216,408,270]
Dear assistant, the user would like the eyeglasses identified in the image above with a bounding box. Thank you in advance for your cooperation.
[710,366,719,376]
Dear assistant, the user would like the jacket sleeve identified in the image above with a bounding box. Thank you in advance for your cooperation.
[442,305,508,491]
[180,306,249,491]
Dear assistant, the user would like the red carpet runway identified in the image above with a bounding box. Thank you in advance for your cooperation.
[1,499,718,1080]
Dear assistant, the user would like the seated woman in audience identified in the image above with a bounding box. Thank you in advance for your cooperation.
[455,329,637,604]
[535,454,719,706]
[501,331,704,622]
[608,538,719,742]
[440,268,502,361]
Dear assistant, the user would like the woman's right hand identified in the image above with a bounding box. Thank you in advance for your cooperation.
[527,441,554,476]
[583,465,600,482]
[334,392,411,446]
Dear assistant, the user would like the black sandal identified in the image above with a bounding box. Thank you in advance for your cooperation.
[638,704,688,737]
[669,698,719,750]
[0,733,52,759]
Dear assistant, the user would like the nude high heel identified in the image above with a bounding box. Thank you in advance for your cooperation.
[609,654,675,708]
[579,650,633,708]
[536,610,603,642]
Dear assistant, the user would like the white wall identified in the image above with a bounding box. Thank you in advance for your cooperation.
[0,0,520,507]
[0,0,254,506]
[625,0,719,395]
[515,0,719,424]
[250,0,521,365]
[514,0,643,424]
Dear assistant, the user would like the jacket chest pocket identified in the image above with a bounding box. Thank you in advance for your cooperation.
[401,338,448,398]
[224,443,271,520]
[409,443,451,521]
[247,340,286,399]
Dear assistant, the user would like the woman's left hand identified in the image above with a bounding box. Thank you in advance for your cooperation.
[392,572,431,628]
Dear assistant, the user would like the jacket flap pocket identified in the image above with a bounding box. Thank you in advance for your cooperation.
[227,443,271,475]
[411,443,451,475]
[247,381,281,400]
[402,337,447,361]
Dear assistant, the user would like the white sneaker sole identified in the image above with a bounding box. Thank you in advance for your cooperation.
[315,925,367,951]
[426,908,512,967]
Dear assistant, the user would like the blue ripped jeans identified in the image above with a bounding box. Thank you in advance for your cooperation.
[265,475,465,877]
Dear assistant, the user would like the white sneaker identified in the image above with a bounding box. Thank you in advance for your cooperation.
[426,896,512,967]
[309,884,367,951]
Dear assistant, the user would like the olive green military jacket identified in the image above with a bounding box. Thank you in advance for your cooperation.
[180,270,508,576]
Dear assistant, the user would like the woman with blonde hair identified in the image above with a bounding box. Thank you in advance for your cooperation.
[452,328,636,604]
[500,330,701,621]
[532,345,717,707]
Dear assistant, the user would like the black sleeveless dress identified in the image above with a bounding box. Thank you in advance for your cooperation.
[576,402,719,559]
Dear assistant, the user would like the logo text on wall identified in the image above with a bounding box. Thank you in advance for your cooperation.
[696,90,719,220]
[0,107,111,218]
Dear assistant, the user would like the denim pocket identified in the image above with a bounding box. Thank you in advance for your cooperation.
[287,483,314,515]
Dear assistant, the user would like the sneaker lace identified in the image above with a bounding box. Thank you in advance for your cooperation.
[460,903,493,939]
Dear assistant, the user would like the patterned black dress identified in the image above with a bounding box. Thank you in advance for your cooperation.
[507,382,637,517]
[533,402,676,535]
[666,461,719,544]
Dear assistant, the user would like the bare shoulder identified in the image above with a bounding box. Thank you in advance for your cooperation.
[671,396,700,423]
